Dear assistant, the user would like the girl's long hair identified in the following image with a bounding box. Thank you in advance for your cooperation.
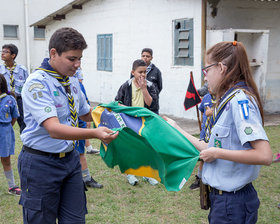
[206,41,264,124]
[0,74,16,98]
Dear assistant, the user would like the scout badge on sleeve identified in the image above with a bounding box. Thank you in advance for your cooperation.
[238,100,249,120]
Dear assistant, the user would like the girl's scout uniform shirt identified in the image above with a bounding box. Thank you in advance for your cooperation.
[0,64,28,96]
[202,90,268,192]
[20,70,90,153]
[0,94,19,156]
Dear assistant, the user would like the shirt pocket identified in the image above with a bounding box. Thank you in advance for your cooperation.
[14,79,25,93]
[211,125,231,149]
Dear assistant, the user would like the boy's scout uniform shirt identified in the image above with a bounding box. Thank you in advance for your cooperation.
[20,70,90,153]
[0,64,28,96]
[202,90,268,192]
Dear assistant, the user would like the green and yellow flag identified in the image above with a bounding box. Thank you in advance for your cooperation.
[91,101,199,191]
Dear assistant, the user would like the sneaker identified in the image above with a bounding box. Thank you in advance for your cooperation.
[273,153,280,163]
[189,175,200,190]
[85,177,103,188]
[87,147,100,155]
[143,177,159,186]
[127,175,138,186]
[8,186,21,196]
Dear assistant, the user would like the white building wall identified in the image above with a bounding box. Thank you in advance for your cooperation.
[207,0,280,113]
[0,0,27,67]
[35,0,203,119]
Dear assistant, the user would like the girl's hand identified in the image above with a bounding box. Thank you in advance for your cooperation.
[200,147,219,162]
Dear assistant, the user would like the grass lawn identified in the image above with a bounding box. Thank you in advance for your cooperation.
[0,124,279,224]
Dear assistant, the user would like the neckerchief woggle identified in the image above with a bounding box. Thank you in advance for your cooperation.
[36,58,78,149]
[204,81,248,143]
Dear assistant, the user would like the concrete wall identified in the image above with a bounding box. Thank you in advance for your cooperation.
[35,0,203,119]
[207,0,280,113]
[0,0,27,67]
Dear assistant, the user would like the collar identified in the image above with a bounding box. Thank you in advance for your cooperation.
[0,93,7,100]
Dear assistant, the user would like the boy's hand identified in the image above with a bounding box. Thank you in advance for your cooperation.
[137,76,147,90]
[205,106,213,117]
[96,127,119,144]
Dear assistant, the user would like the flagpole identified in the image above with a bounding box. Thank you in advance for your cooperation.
[190,71,202,131]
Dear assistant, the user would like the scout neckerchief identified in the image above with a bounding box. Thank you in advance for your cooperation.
[37,58,78,148]
[204,82,247,143]
[146,63,152,75]
[5,62,17,93]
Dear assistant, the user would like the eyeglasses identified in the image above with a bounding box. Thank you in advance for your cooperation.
[202,63,218,76]
[1,50,11,54]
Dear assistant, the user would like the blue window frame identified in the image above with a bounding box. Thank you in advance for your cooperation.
[97,34,112,71]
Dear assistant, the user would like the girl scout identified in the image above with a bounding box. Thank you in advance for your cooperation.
[164,41,272,224]
[18,27,118,224]
[0,74,21,195]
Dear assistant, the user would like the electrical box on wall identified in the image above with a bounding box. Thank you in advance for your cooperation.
[206,29,269,103]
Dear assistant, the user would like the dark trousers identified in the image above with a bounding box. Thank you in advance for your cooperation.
[208,183,259,224]
[16,96,26,133]
[18,148,87,224]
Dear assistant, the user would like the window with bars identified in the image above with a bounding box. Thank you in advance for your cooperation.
[3,25,18,38]
[173,18,193,66]
[34,27,45,39]
[97,34,112,71]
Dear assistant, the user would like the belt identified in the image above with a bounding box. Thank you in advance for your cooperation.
[209,183,252,195]
[23,145,73,158]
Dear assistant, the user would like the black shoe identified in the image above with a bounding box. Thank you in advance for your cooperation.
[85,177,103,189]
[189,175,200,190]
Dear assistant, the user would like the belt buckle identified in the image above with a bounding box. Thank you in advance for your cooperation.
[59,152,65,158]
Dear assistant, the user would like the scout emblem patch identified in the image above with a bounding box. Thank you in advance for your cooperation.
[244,127,253,135]
[238,100,249,120]
[44,106,52,113]
[53,91,59,96]
[214,139,222,148]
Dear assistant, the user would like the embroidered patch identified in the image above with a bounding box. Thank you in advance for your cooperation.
[55,104,63,108]
[32,93,37,100]
[225,102,230,111]
[238,100,249,120]
[244,127,253,135]
[44,106,52,113]
[38,91,43,98]
[5,113,9,118]
[19,76,23,80]
[28,83,45,92]
[214,139,222,148]
[73,86,78,94]
[53,91,59,96]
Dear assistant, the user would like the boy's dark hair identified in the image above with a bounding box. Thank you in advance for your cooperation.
[2,44,18,59]
[49,27,87,55]
[132,59,147,70]
[141,48,153,56]
[0,74,8,94]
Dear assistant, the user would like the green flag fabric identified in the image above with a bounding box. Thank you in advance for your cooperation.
[91,101,200,191]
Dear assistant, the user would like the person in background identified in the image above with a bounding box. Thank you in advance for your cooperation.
[189,87,215,190]
[18,27,118,223]
[75,68,103,189]
[116,59,159,186]
[0,74,21,196]
[131,48,162,114]
[164,41,272,224]
[0,44,28,133]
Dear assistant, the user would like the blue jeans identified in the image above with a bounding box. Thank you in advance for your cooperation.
[208,183,259,224]
[18,148,87,224]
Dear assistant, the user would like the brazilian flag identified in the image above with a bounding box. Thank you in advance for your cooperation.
[92,101,199,191]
